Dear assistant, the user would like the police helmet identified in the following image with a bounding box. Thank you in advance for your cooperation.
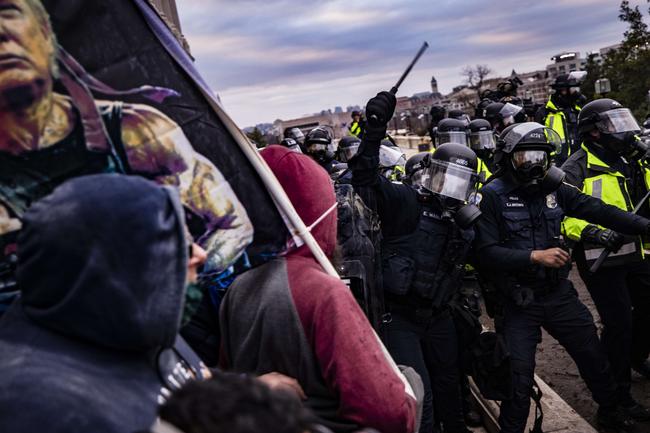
[337,135,361,162]
[577,98,639,134]
[437,118,468,146]
[280,137,302,153]
[409,143,478,202]
[351,110,361,118]
[469,119,496,151]
[283,127,305,145]
[496,122,563,183]
[305,126,334,160]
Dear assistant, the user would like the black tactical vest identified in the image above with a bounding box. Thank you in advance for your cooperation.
[0,102,128,312]
[484,178,569,290]
[381,201,474,309]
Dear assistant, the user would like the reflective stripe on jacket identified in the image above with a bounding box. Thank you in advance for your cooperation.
[562,144,650,266]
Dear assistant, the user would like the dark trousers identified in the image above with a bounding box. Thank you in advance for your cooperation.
[577,259,650,402]
[499,284,618,433]
[383,309,463,433]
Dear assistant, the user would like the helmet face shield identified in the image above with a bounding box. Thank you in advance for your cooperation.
[437,131,468,146]
[379,144,407,169]
[500,103,523,120]
[470,131,496,150]
[421,160,478,202]
[288,128,305,145]
[339,143,360,162]
[596,108,641,134]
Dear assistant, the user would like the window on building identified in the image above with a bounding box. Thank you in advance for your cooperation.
[559,65,566,73]
[569,63,576,70]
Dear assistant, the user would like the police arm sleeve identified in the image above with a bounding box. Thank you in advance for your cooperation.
[560,184,649,235]
[560,159,590,241]
[475,189,533,271]
[350,136,412,223]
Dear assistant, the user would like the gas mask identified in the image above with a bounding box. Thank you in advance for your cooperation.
[511,150,565,194]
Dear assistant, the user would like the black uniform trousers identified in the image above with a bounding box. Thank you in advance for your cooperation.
[577,258,650,402]
[499,282,618,433]
[384,308,463,433]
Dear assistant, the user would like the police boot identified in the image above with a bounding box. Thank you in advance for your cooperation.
[632,360,650,380]
[597,406,638,432]
[621,399,650,422]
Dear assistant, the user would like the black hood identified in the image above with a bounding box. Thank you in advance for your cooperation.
[16,174,187,352]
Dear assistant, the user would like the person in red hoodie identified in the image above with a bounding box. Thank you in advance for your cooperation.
[220,145,419,433]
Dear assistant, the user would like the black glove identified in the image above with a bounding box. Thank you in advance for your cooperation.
[510,285,534,309]
[581,224,625,252]
[364,91,396,141]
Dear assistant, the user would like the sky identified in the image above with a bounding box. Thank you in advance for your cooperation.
[176,0,647,128]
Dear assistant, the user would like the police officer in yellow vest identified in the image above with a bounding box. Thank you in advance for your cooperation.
[535,74,582,166]
[469,118,496,180]
[562,98,650,420]
[349,110,366,138]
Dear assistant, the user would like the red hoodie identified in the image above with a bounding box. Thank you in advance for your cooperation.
[220,146,416,433]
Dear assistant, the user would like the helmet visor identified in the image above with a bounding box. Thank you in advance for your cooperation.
[437,131,468,146]
[289,128,305,144]
[339,144,360,162]
[596,108,641,134]
[379,144,407,168]
[511,150,548,170]
[500,102,524,119]
[470,131,496,150]
[421,160,478,201]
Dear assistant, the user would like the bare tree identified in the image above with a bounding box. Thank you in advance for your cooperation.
[461,64,492,102]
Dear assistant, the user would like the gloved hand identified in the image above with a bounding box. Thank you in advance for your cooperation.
[581,224,625,252]
[509,285,534,309]
[365,91,396,141]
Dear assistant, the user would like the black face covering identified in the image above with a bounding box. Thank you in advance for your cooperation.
[600,131,647,160]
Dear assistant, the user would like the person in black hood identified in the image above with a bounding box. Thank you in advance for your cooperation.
[0,173,208,433]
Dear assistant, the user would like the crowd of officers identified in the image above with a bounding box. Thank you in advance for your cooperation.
[280,73,650,433]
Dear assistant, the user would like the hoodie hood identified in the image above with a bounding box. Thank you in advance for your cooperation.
[16,174,187,352]
[261,145,337,258]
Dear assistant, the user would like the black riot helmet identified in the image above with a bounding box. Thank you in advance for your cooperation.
[578,98,645,159]
[495,122,565,192]
[485,102,524,133]
[448,109,470,126]
[436,118,468,146]
[337,135,361,163]
[279,137,302,153]
[475,98,494,119]
[421,143,482,227]
[409,143,478,199]
[305,126,335,162]
[283,127,305,145]
[469,119,496,155]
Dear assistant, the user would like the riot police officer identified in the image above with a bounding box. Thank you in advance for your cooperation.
[475,122,650,433]
[350,91,482,433]
[535,74,583,165]
[283,127,306,152]
[485,102,524,135]
[304,126,340,176]
[469,118,497,177]
[562,99,650,408]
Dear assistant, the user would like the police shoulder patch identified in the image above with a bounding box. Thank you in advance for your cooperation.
[546,193,558,209]
[469,192,482,206]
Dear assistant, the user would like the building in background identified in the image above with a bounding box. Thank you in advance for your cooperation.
[546,52,587,78]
